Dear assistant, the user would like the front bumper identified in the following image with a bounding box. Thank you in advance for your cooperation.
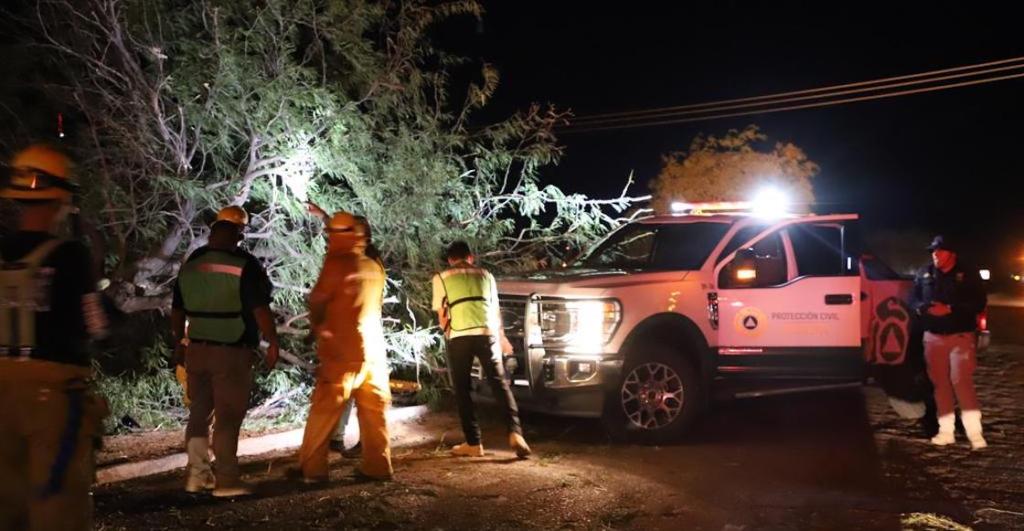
[472,353,622,418]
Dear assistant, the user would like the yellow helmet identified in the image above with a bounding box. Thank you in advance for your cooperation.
[326,211,365,236]
[215,205,249,226]
[1,144,77,201]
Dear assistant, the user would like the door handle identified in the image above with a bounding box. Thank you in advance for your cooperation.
[825,294,854,305]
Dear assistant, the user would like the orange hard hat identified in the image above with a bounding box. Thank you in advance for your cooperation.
[326,211,361,233]
[1,144,77,201]
[215,205,249,226]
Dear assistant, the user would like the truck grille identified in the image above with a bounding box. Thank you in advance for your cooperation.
[498,295,529,380]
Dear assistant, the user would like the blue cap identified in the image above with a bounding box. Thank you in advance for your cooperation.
[926,235,956,252]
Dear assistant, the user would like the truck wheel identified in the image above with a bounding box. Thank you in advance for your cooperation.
[603,345,702,444]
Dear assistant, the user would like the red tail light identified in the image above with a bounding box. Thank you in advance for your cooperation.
[977,310,988,332]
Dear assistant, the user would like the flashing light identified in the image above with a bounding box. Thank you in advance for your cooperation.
[670,188,794,217]
[671,201,755,215]
[1013,274,1022,282]
[670,201,691,213]
[751,187,790,218]
[979,269,991,281]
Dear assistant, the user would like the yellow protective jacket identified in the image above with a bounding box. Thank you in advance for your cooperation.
[308,245,386,378]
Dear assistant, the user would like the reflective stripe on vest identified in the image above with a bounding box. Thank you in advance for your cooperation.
[0,238,66,357]
[439,265,492,332]
[178,250,247,343]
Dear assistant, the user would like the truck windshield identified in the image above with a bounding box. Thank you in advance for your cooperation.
[576,222,730,271]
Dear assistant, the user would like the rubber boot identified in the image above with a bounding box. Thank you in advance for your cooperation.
[961,410,987,450]
[930,413,956,446]
[185,437,215,492]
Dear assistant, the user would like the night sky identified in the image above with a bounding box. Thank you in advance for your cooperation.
[441,2,1024,270]
[3,2,1023,270]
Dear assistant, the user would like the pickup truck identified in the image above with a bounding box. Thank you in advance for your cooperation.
[473,203,989,443]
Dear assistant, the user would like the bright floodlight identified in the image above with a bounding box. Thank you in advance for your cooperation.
[752,187,790,218]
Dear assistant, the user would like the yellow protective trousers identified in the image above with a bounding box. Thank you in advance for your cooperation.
[0,359,108,531]
[175,364,191,407]
[298,361,392,479]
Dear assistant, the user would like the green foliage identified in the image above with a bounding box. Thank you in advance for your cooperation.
[11,0,643,430]
[93,343,185,432]
[244,365,313,432]
[650,125,818,213]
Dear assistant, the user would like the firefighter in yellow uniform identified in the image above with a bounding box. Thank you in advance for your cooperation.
[297,211,392,481]
[0,144,110,531]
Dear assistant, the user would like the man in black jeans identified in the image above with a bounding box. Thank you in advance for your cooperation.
[432,241,531,458]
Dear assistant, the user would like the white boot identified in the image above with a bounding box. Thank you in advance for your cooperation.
[961,410,987,450]
[930,414,956,446]
[185,437,215,492]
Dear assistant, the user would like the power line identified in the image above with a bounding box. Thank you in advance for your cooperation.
[558,70,1024,134]
[566,56,1024,125]
[564,61,1024,128]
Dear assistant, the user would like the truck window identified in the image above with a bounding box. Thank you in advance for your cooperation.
[650,223,731,270]
[788,224,849,277]
[716,224,769,264]
[861,255,904,280]
[718,231,787,288]
[578,222,729,271]
[579,225,657,269]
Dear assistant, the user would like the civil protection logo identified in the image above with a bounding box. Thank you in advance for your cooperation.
[734,307,766,337]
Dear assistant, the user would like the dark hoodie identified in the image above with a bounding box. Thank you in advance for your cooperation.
[910,260,987,334]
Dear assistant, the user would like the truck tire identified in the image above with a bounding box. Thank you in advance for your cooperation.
[603,344,702,444]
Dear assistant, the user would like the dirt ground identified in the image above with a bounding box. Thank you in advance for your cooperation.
[94,311,1024,530]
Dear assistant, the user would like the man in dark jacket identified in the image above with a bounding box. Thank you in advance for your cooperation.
[910,235,987,449]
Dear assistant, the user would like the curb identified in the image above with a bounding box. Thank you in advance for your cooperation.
[96,405,429,485]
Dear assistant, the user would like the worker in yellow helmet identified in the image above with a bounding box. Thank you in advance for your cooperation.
[0,144,110,530]
[170,204,279,497]
[296,211,392,481]
[172,206,250,409]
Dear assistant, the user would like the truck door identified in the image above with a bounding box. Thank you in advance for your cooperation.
[714,215,863,380]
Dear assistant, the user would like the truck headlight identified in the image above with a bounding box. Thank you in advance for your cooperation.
[537,299,621,353]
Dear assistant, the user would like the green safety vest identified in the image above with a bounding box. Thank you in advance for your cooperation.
[178,250,247,344]
[439,264,493,332]
[0,238,65,357]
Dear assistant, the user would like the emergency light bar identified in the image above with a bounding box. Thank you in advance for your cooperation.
[670,201,755,215]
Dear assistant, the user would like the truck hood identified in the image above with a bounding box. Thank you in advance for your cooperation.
[498,267,688,296]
